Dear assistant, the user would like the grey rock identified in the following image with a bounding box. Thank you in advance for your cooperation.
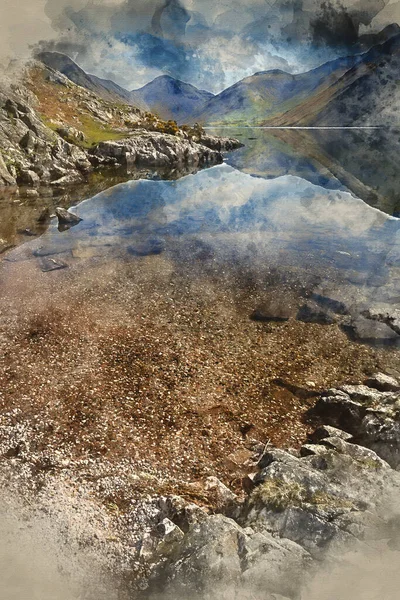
[342,315,400,345]
[51,172,84,186]
[91,132,223,170]
[55,207,82,227]
[147,514,309,599]
[0,154,17,185]
[19,130,37,152]
[296,302,336,325]
[18,169,40,186]
[365,373,400,392]
[362,305,400,335]
[308,424,353,444]
[195,134,244,152]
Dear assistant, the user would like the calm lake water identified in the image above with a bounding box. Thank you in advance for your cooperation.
[2,127,400,347]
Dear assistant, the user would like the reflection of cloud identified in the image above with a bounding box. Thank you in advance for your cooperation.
[31,164,396,262]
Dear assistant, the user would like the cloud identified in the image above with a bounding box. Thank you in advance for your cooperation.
[2,0,400,92]
[0,0,54,65]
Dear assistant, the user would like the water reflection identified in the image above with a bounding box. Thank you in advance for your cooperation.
[5,163,400,345]
[210,127,400,216]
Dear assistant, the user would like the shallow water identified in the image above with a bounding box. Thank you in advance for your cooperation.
[3,157,400,347]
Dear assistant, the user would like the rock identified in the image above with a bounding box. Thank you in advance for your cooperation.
[250,306,292,322]
[50,172,84,186]
[56,126,86,144]
[341,315,400,345]
[308,424,353,444]
[91,132,223,170]
[362,305,400,335]
[311,293,349,315]
[139,518,184,561]
[19,114,39,135]
[195,134,244,152]
[37,208,51,222]
[205,476,239,515]
[39,257,68,272]
[339,384,384,404]
[365,373,400,392]
[157,495,208,532]
[308,384,400,469]
[55,207,82,228]
[17,169,40,186]
[0,154,17,185]
[19,130,37,151]
[4,98,19,118]
[296,302,336,325]
[147,514,309,599]
[24,189,39,199]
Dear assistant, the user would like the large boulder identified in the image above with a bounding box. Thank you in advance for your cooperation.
[146,514,309,600]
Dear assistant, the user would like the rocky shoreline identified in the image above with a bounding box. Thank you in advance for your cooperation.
[0,60,242,194]
[2,371,400,598]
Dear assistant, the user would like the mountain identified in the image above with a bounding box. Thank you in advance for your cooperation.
[193,32,400,127]
[130,75,214,122]
[36,51,140,107]
[265,33,400,126]
[193,56,362,126]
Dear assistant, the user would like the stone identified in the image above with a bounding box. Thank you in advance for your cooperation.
[0,154,17,185]
[339,385,383,404]
[18,169,40,186]
[50,172,84,186]
[296,302,336,325]
[365,373,400,392]
[308,424,353,444]
[39,257,68,272]
[341,315,399,345]
[311,292,349,315]
[19,131,37,151]
[55,207,82,228]
[147,514,309,599]
[205,476,239,515]
[362,305,400,335]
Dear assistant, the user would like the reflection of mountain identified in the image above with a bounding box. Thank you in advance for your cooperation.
[196,33,400,126]
[130,76,214,122]
[214,128,400,215]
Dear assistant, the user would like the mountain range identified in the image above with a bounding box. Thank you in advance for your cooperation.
[37,25,400,128]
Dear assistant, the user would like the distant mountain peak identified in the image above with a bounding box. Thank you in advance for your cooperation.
[130,75,214,123]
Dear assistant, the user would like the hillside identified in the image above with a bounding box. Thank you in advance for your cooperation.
[36,51,136,106]
[194,57,361,126]
[130,75,214,123]
[0,59,229,195]
[264,34,400,126]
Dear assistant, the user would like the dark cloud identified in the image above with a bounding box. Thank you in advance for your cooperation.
[310,0,387,48]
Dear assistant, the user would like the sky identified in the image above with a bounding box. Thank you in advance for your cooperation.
[1,0,400,92]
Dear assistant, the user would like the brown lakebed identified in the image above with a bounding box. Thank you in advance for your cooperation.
[0,163,399,505]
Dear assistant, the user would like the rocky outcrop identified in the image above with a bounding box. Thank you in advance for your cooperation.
[193,134,244,152]
[90,132,223,170]
[141,372,400,599]
[0,62,237,195]
[0,90,92,189]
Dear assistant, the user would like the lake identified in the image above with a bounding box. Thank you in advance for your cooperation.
[0,128,399,466]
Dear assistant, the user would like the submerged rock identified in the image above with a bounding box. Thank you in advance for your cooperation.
[55,207,82,230]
